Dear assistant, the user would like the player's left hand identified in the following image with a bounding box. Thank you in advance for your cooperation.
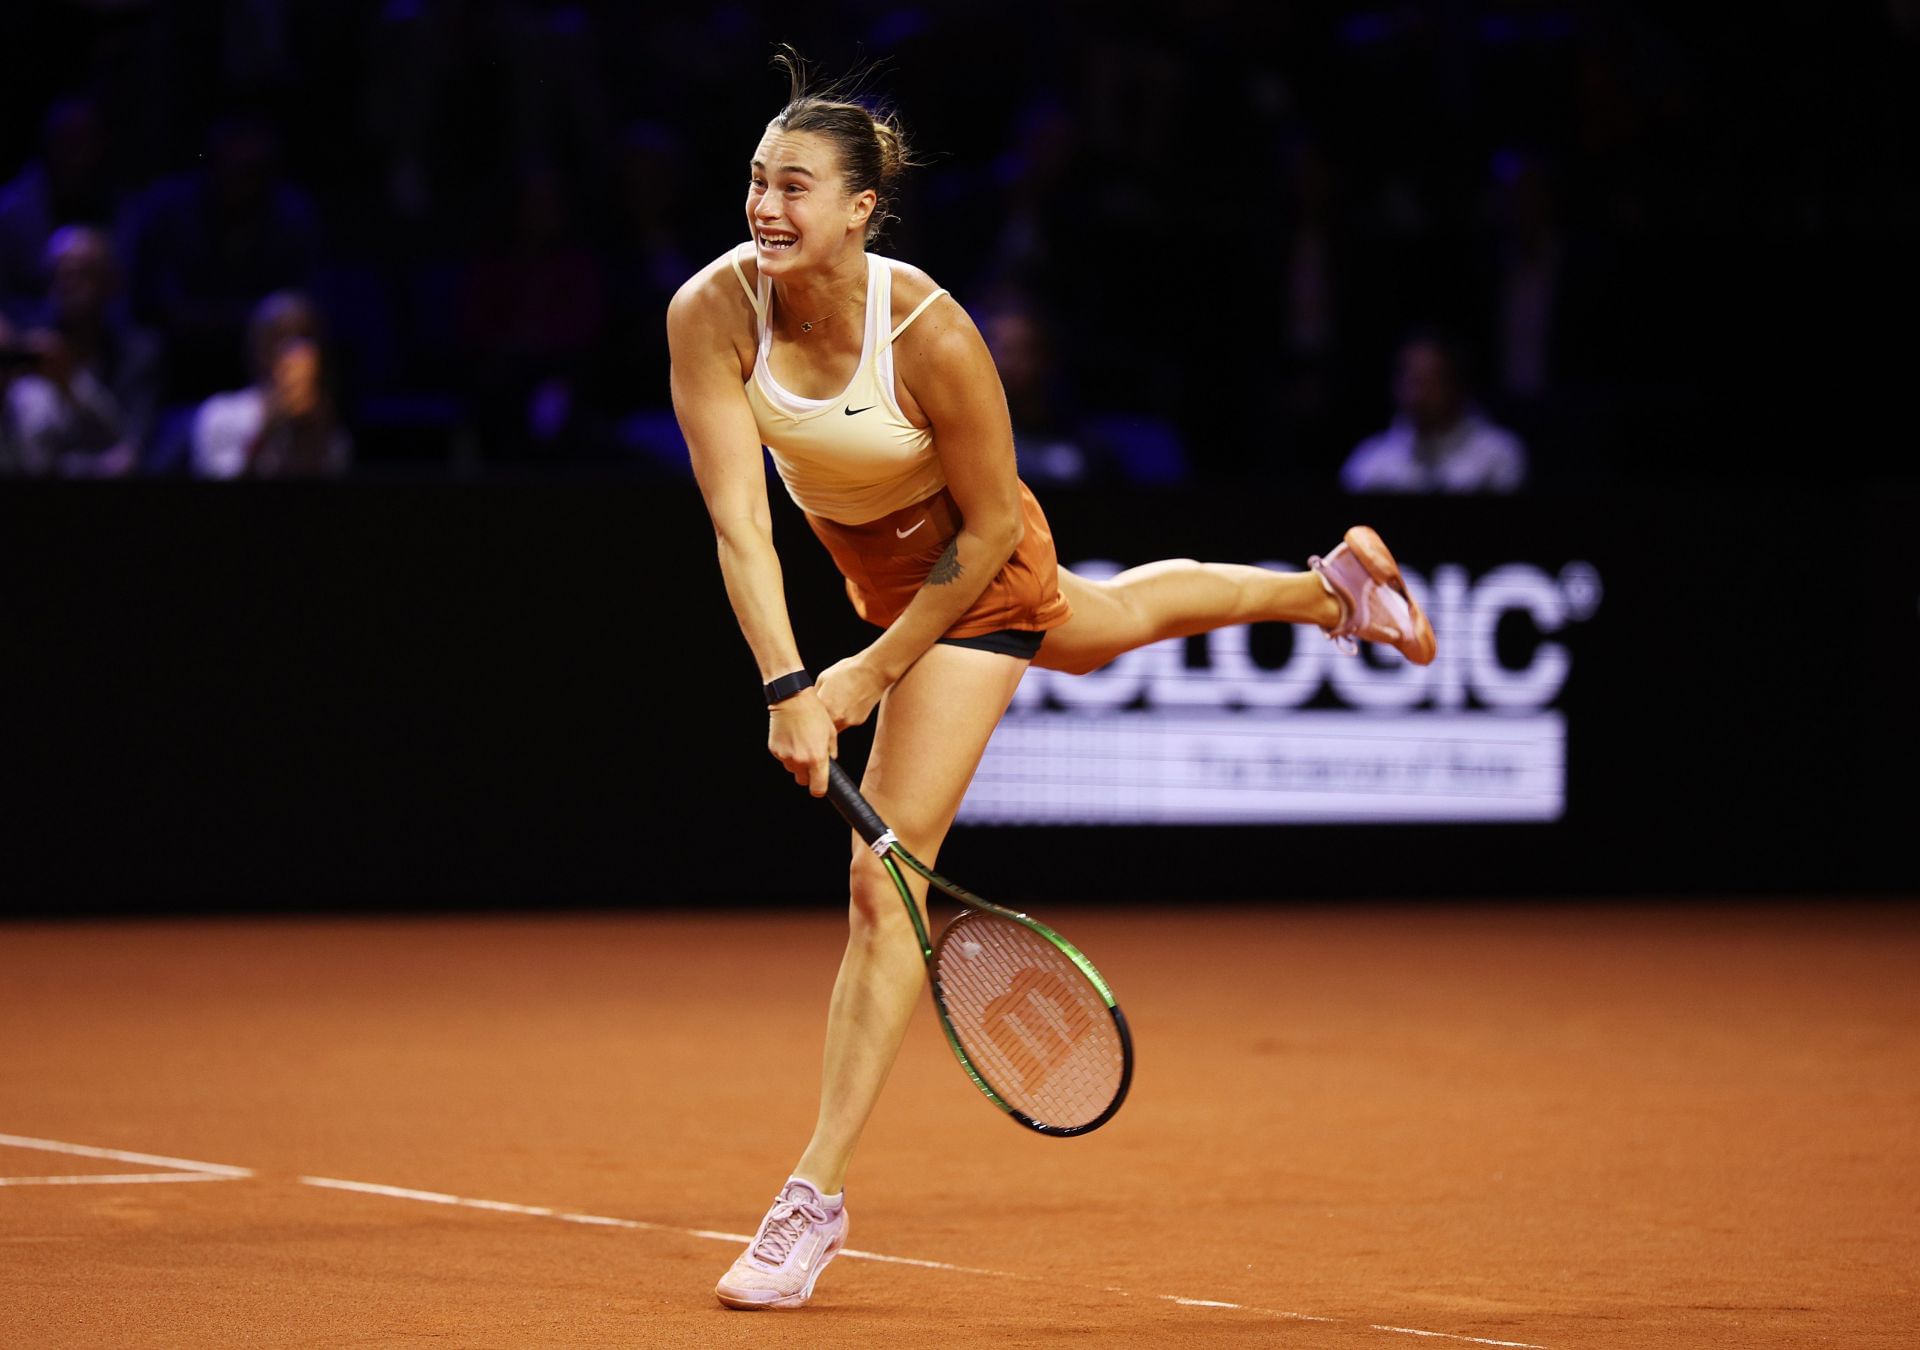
[815,655,888,731]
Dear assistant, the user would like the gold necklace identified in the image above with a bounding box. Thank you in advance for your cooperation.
[792,291,862,334]
[785,263,868,335]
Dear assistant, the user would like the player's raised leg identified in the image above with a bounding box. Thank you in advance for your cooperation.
[1034,525,1434,675]
[715,641,1029,1310]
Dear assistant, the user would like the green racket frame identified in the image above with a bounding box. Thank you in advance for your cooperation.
[826,761,1133,1137]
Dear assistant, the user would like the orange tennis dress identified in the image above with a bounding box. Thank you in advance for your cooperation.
[731,245,1071,642]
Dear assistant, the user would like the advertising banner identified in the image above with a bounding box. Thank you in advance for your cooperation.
[963,557,1602,826]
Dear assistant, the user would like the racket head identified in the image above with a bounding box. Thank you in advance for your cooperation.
[928,908,1133,1136]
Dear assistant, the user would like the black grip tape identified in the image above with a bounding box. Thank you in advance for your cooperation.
[826,761,890,846]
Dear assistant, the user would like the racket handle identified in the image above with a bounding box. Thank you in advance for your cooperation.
[826,760,891,847]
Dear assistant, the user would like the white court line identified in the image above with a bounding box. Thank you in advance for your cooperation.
[301,1176,683,1234]
[1373,1327,1543,1348]
[0,1132,253,1179]
[841,1246,1029,1280]
[0,1172,237,1187]
[1,1138,1545,1348]
[299,1176,1012,1281]
[299,1173,1542,1347]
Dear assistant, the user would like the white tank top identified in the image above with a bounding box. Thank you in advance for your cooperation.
[733,245,949,525]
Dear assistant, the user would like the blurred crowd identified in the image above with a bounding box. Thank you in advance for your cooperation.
[1,0,1914,489]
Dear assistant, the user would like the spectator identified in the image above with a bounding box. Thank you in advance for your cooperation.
[2,226,160,478]
[493,0,611,181]
[976,95,1082,299]
[126,112,322,402]
[0,315,26,473]
[1274,133,1352,459]
[979,290,1088,485]
[1487,147,1572,405]
[191,290,349,479]
[1341,330,1527,494]
[0,96,120,323]
[358,0,471,230]
[578,121,693,460]
[458,160,604,462]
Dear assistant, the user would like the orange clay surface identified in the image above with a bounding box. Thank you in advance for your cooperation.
[1,903,1915,1349]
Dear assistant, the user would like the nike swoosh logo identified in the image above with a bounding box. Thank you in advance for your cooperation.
[845,405,874,416]
[895,519,926,539]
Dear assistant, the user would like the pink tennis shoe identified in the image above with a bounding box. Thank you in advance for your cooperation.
[1310,525,1438,666]
[714,1177,849,1310]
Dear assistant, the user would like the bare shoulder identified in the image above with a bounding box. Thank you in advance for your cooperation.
[885,258,980,359]
[667,243,757,340]
[884,257,944,317]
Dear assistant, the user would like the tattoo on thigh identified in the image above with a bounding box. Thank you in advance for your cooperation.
[927,537,963,586]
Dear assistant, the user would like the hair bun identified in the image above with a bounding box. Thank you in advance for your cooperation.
[872,116,907,186]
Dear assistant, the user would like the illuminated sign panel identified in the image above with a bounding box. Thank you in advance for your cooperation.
[959,559,1599,826]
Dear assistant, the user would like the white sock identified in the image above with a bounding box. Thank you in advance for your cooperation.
[788,1175,843,1207]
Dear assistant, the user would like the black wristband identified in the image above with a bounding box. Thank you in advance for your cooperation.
[763,669,814,706]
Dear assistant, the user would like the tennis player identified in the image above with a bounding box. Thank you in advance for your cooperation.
[668,58,1434,1311]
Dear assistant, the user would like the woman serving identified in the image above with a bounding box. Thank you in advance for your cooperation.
[667,57,1434,1312]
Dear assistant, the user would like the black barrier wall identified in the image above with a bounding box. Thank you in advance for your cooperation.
[3,480,1914,915]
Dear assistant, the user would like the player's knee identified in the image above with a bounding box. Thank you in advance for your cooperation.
[847,852,908,929]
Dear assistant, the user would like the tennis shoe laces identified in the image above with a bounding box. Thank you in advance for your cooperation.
[1309,525,1438,666]
[715,1177,848,1310]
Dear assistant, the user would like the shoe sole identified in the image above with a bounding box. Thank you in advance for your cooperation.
[715,1233,846,1311]
[1344,525,1437,666]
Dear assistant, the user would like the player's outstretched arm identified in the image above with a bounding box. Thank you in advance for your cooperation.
[669,263,838,795]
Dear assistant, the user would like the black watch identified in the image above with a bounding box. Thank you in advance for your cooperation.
[763,669,814,706]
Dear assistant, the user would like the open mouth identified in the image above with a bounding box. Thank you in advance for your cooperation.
[759,232,797,252]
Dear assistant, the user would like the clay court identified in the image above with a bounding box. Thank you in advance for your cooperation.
[3,902,1914,1348]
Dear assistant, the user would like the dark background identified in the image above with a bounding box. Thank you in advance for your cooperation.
[2,2,1916,913]
[6,478,1915,913]
[2,1,1917,483]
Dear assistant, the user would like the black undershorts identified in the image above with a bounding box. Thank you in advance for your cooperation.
[934,628,1046,660]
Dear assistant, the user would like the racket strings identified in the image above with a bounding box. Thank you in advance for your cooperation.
[932,912,1124,1128]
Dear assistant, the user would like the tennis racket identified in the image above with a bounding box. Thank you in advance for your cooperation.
[825,760,1133,1137]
